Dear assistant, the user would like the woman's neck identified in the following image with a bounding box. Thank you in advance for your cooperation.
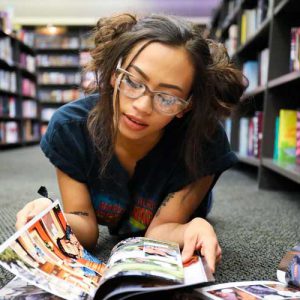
[115,131,163,161]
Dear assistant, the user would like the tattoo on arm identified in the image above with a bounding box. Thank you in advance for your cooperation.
[155,193,175,217]
[68,211,89,216]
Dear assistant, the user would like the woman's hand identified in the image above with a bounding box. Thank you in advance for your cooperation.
[181,217,222,273]
[16,197,52,230]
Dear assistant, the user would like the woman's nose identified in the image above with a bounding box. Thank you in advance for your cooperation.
[132,94,154,115]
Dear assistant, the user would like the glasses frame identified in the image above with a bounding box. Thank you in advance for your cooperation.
[115,59,192,116]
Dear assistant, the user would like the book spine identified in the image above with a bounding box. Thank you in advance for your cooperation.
[273,116,279,160]
[296,111,300,165]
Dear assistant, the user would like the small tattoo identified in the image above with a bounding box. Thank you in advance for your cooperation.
[155,193,175,217]
[69,211,89,216]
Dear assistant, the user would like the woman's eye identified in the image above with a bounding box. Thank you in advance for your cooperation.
[124,75,144,89]
[157,94,177,106]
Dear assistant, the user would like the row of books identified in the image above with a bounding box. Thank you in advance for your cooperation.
[274,109,300,165]
[242,48,269,92]
[0,121,19,144]
[35,34,93,50]
[41,108,56,122]
[290,27,300,72]
[22,100,38,118]
[0,96,17,118]
[35,35,80,49]
[239,112,264,158]
[0,37,13,65]
[240,2,272,45]
[38,72,81,85]
[19,53,36,73]
[37,54,80,67]
[22,78,36,97]
[16,29,35,48]
[23,120,40,141]
[39,89,81,103]
[0,70,17,93]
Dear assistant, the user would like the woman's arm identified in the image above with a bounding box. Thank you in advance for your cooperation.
[145,175,221,273]
[56,168,99,250]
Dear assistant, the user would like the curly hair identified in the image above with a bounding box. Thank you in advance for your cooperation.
[85,13,246,179]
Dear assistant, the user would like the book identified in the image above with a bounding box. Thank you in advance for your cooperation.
[278,110,297,164]
[197,243,300,300]
[0,200,214,300]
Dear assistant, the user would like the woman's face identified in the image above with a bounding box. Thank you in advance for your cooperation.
[112,42,195,143]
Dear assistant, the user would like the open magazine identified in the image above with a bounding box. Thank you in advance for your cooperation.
[197,243,300,300]
[0,200,214,300]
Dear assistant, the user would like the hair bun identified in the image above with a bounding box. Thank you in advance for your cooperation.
[94,13,137,46]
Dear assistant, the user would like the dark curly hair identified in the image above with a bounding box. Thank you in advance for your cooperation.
[85,13,246,179]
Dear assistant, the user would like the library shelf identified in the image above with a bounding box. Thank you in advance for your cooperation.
[235,152,260,167]
[0,90,19,97]
[234,16,271,58]
[0,59,16,70]
[35,48,79,53]
[23,140,40,145]
[38,84,80,88]
[241,85,266,100]
[21,95,38,101]
[0,142,22,149]
[221,4,242,37]
[20,68,37,80]
[210,0,300,189]
[18,41,36,56]
[262,158,300,184]
[0,116,22,121]
[37,66,80,70]
[268,71,300,89]
[40,101,71,106]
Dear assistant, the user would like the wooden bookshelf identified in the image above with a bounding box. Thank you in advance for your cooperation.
[210,0,300,189]
[235,152,260,167]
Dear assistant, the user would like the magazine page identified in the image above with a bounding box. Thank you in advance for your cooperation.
[277,243,300,287]
[94,238,214,300]
[197,281,300,300]
[103,237,184,284]
[0,200,105,300]
[0,276,63,299]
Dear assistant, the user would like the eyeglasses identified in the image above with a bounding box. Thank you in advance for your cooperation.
[116,63,191,116]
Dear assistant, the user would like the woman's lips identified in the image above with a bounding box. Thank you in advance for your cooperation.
[122,114,149,131]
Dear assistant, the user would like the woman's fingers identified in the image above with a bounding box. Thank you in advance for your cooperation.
[15,198,52,230]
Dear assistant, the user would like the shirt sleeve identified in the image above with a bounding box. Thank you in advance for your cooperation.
[40,117,88,183]
[166,122,238,194]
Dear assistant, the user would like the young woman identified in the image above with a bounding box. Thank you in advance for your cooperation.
[16,14,245,273]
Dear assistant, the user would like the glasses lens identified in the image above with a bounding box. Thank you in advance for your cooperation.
[153,93,185,115]
[119,74,145,99]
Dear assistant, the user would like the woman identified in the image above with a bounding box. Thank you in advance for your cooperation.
[16,14,245,273]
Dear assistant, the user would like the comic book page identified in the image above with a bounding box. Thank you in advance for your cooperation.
[197,281,300,300]
[0,200,105,300]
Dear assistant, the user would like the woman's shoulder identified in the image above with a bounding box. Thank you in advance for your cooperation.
[50,93,99,128]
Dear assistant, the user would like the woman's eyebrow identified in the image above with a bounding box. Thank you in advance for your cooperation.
[131,65,184,92]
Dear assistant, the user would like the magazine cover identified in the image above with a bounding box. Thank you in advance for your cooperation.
[0,200,214,300]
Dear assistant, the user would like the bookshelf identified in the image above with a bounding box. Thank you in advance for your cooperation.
[0,28,39,149]
[23,25,93,135]
[210,0,300,189]
[34,26,92,134]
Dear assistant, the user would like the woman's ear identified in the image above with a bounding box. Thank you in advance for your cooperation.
[110,73,117,87]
